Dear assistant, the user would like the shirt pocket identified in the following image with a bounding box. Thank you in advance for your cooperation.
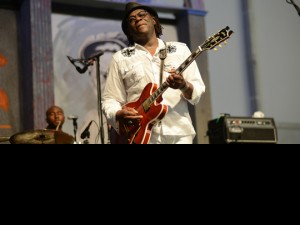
[164,63,176,72]
[123,62,145,89]
[162,63,177,80]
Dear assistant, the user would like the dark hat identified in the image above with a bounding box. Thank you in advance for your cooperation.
[121,2,159,36]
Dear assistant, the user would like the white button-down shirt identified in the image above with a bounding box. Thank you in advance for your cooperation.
[102,39,205,138]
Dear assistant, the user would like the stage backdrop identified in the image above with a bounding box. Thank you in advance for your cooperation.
[0,9,21,141]
[52,13,178,144]
[101,0,205,10]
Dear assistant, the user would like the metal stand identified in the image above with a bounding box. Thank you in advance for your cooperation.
[71,117,78,143]
[94,56,105,144]
[67,52,105,144]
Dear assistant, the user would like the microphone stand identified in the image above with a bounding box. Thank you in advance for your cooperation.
[72,118,78,143]
[94,55,105,144]
[67,52,105,144]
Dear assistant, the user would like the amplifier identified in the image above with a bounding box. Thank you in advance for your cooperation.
[207,115,278,144]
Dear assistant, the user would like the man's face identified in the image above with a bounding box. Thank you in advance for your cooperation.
[128,9,156,36]
[46,107,65,127]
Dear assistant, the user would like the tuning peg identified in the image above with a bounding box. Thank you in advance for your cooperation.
[224,41,228,45]
[219,44,223,48]
[214,48,218,51]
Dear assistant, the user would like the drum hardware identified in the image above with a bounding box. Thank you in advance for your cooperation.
[9,129,74,144]
[0,136,10,143]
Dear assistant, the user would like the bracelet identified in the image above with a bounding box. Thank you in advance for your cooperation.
[180,81,190,92]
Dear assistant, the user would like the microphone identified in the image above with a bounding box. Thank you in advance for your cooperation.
[68,115,78,131]
[67,115,78,120]
[80,120,93,139]
[67,51,104,74]
[67,56,90,74]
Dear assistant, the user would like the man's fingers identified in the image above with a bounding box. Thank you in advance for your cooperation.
[122,106,139,115]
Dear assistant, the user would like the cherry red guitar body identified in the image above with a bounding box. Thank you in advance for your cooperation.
[110,83,168,144]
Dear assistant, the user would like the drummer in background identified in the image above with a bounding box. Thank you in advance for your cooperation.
[8,105,73,144]
[45,105,65,131]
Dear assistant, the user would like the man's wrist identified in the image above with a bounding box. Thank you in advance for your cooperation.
[180,81,190,92]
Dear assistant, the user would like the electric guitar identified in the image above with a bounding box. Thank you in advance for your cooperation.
[111,26,234,144]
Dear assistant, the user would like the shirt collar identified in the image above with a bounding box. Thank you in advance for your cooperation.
[134,38,167,55]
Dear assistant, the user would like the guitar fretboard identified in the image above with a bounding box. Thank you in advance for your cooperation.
[175,48,202,75]
[143,46,203,110]
[143,26,233,111]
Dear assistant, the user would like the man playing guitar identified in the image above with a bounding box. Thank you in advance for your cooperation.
[102,2,206,144]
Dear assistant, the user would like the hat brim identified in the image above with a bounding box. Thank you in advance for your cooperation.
[122,5,158,35]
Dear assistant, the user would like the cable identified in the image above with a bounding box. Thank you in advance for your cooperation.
[92,120,101,144]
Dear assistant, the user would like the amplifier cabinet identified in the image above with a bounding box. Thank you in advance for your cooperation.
[207,116,278,144]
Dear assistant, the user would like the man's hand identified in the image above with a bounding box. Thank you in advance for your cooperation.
[166,69,193,99]
[166,69,186,90]
[116,106,143,125]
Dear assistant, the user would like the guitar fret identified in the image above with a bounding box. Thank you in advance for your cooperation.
[153,93,157,100]
[150,96,155,103]
[177,50,201,75]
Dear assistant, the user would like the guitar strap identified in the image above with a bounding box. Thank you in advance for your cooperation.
[159,42,167,86]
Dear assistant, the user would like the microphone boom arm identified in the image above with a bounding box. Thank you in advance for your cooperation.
[67,55,94,74]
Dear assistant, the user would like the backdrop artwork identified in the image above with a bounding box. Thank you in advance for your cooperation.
[0,53,11,130]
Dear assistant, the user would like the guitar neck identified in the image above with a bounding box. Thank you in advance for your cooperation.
[175,47,203,75]
[143,26,233,111]
[145,46,204,108]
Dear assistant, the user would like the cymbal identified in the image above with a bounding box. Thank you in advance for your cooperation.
[0,136,10,143]
[9,129,74,144]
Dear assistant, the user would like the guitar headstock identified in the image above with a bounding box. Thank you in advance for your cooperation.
[201,26,234,51]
